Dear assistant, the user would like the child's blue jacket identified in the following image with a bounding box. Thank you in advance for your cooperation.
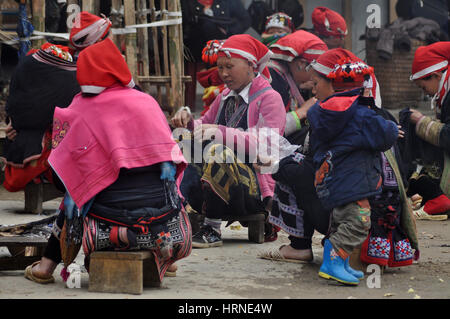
[307,89,399,210]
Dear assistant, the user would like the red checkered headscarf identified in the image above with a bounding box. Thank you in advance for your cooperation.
[69,11,112,50]
[217,34,273,81]
[270,30,328,63]
[312,7,347,38]
[76,38,135,94]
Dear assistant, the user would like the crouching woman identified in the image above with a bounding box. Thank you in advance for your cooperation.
[47,39,191,282]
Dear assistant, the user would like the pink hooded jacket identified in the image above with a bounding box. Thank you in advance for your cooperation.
[192,75,286,199]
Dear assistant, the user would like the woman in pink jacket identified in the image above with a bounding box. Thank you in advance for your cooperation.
[172,34,286,248]
[24,38,191,285]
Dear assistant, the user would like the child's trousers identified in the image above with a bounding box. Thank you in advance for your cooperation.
[329,199,371,259]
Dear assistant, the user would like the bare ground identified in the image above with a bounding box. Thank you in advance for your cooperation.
[0,186,449,299]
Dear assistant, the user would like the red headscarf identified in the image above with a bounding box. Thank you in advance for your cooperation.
[410,41,450,80]
[76,38,135,94]
[69,11,112,50]
[270,30,328,63]
[411,42,450,108]
[217,34,273,81]
[310,48,374,91]
[312,7,347,38]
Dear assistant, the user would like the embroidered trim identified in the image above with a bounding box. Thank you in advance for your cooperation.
[393,239,414,261]
[367,236,391,259]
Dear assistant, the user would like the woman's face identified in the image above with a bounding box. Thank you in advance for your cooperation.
[311,70,335,101]
[322,36,345,49]
[288,58,311,85]
[265,27,288,36]
[217,56,255,92]
[414,72,442,96]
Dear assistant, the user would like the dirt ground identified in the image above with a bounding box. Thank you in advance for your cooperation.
[0,185,449,300]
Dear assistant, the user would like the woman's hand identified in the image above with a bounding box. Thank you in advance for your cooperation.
[409,108,424,125]
[397,125,405,139]
[295,97,317,120]
[171,109,193,128]
[160,161,176,181]
[5,121,17,141]
[253,154,276,174]
[193,124,219,142]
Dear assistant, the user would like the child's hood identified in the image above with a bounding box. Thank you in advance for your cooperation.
[307,91,360,143]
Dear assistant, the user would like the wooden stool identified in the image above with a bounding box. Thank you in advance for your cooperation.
[24,182,64,214]
[0,236,47,271]
[88,251,161,295]
[188,212,266,244]
[222,213,266,244]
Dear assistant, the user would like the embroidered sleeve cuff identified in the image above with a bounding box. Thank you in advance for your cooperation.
[289,111,302,130]
[415,116,444,147]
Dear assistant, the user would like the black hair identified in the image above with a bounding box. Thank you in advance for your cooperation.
[81,92,99,98]
[421,70,445,81]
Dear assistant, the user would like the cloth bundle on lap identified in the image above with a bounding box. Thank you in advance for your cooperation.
[181,140,265,219]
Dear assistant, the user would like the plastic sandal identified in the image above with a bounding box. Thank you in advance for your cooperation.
[24,261,55,284]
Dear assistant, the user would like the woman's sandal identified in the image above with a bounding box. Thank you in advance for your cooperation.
[258,245,313,263]
[413,207,448,221]
[164,263,178,277]
[24,261,55,284]
[164,270,177,277]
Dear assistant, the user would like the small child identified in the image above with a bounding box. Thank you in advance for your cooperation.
[260,12,294,47]
[307,49,399,285]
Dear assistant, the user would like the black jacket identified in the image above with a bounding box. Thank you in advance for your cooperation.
[181,0,251,61]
